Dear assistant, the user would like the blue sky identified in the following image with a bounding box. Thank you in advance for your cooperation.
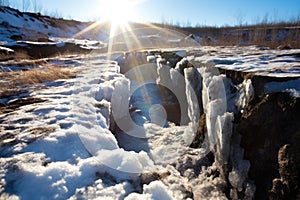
[10,0,300,26]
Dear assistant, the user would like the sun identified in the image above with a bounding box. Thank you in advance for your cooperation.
[99,0,137,26]
[96,0,145,56]
[72,0,148,57]
[73,0,145,50]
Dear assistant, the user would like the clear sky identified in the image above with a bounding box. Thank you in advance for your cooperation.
[9,0,300,26]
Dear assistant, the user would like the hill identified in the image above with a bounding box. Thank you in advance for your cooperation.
[1,6,300,60]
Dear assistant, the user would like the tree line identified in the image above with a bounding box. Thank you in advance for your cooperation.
[0,0,41,13]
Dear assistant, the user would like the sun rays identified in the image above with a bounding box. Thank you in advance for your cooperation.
[73,0,145,57]
[73,0,198,60]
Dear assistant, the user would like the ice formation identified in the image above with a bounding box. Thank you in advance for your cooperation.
[156,57,172,87]
[5,45,300,199]
[184,67,203,128]
[2,7,300,199]
[237,79,254,113]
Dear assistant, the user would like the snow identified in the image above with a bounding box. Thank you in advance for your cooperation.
[0,55,158,199]
[125,181,175,200]
[195,46,300,78]
[0,7,108,51]
[0,46,14,53]
[94,149,154,174]
[71,180,135,200]
[111,78,131,123]
[1,13,300,199]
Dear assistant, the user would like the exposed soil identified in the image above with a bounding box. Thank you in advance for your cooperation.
[238,93,300,199]
[7,42,94,59]
[0,97,46,114]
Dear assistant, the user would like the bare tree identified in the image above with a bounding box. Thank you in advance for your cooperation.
[31,0,37,12]
[261,13,269,25]
[22,0,32,12]
[0,0,10,6]
[185,19,191,27]
[235,9,246,26]
[36,3,43,13]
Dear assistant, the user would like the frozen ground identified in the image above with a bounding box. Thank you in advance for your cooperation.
[0,53,196,200]
[0,45,300,199]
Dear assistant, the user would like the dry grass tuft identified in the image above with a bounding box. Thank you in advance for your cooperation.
[0,64,76,98]
[17,65,75,85]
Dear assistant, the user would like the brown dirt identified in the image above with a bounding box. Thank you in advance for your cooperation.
[0,97,47,114]
[238,93,300,199]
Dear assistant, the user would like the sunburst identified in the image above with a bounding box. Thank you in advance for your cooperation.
[74,0,145,57]
[73,0,192,59]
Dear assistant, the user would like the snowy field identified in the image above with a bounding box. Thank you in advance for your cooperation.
[0,52,200,200]
[1,44,300,199]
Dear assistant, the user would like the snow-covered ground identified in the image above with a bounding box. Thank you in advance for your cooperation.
[0,6,109,57]
[0,53,199,199]
[0,7,108,44]
[1,45,300,199]
[1,5,300,199]
[194,46,300,99]
[194,45,300,78]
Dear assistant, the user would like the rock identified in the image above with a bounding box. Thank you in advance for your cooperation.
[161,50,185,68]
[271,142,300,199]
[190,113,207,148]
[238,93,300,199]
[277,44,292,50]
[278,144,298,188]
[139,172,162,186]
[0,97,46,114]
[37,37,51,42]
[175,58,193,75]
[8,41,92,58]
[10,35,22,41]
[0,46,14,61]
[269,178,286,200]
